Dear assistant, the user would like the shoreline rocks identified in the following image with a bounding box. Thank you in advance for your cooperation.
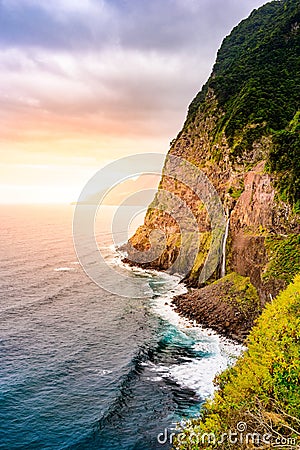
[171,272,262,344]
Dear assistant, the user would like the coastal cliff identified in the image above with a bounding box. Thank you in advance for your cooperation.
[124,0,300,341]
[122,1,300,445]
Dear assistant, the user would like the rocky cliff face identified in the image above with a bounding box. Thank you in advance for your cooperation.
[124,0,300,309]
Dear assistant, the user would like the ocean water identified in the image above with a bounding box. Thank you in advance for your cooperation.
[0,205,242,450]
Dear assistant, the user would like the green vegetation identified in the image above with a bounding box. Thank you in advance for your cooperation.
[174,275,300,449]
[227,186,244,200]
[188,0,300,143]
[212,272,260,317]
[184,0,300,207]
[189,232,212,279]
[266,113,300,210]
[264,234,300,284]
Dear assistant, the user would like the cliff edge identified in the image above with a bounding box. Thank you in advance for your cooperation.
[124,0,300,340]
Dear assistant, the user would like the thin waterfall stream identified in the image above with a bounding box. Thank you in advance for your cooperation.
[221,216,230,278]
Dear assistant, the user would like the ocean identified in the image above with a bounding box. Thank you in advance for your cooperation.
[0,205,241,450]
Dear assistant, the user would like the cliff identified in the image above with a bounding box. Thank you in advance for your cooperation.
[124,0,300,336]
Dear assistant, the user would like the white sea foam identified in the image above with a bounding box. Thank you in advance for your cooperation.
[170,357,225,397]
[150,280,244,398]
[113,245,244,399]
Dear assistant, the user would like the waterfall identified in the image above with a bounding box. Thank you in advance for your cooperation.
[221,216,230,278]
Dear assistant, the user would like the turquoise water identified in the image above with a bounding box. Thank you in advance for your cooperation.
[0,205,240,449]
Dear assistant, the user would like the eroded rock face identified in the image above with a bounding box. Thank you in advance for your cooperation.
[228,161,298,303]
[228,162,275,303]
[231,161,275,231]
[124,92,299,304]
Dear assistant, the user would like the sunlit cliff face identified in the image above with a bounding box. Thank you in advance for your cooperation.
[0,0,266,203]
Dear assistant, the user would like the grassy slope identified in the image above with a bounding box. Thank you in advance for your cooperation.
[174,275,300,449]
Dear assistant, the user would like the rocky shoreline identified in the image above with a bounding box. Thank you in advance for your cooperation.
[172,292,249,345]
[122,248,260,344]
[171,273,262,344]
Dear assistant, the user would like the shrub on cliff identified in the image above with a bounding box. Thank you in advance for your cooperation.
[267,118,300,211]
[173,275,300,449]
[264,234,300,284]
[188,0,300,146]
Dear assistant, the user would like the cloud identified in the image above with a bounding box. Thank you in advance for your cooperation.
[0,44,211,144]
[0,0,267,53]
[0,1,268,147]
[0,0,115,50]
[0,0,269,202]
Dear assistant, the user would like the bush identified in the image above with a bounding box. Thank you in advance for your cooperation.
[174,275,300,449]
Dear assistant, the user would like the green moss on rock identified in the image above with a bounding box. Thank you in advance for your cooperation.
[189,232,212,279]
[263,234,300,284]
[213,272,261,316]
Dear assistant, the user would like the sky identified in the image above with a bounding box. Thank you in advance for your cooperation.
[0,0,268,204]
